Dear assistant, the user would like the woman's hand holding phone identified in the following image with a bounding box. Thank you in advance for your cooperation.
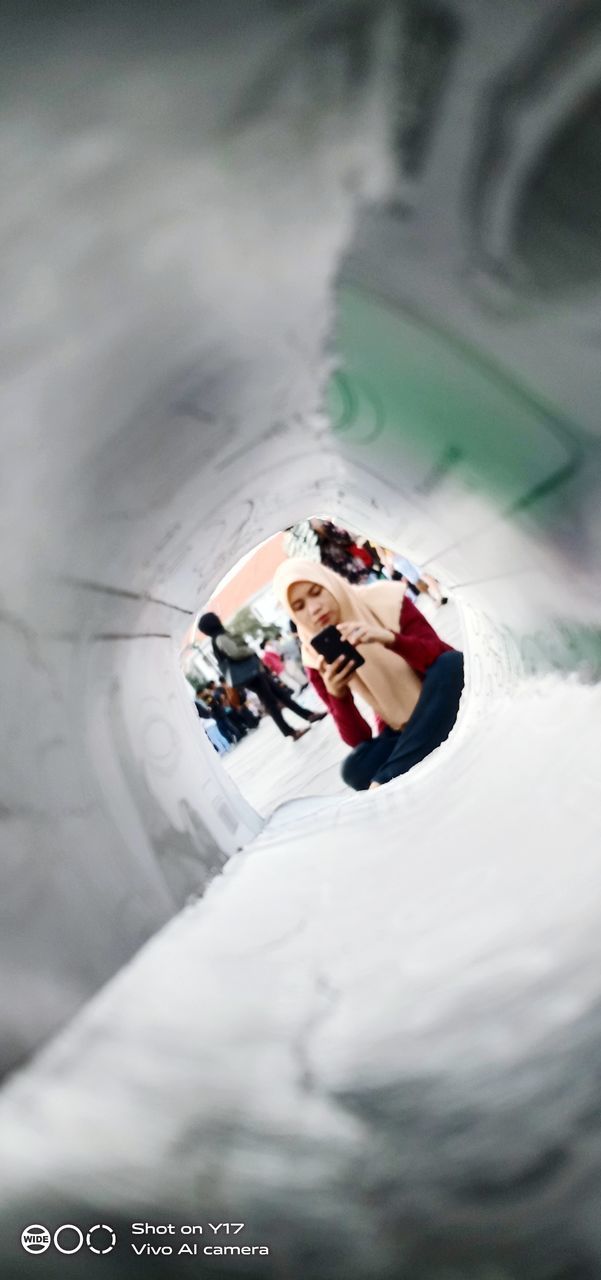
[314,619,395,697]
[319,653,357,699]
[337,621,395,648]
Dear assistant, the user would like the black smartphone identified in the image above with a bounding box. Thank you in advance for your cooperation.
[311,624,365,669]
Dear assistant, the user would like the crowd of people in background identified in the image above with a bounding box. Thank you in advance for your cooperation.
[307,519,385,585]
[195,611,325,750]
[286,518,448,604]
[193,679,260,753]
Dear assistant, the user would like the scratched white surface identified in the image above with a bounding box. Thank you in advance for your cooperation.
[1,674,601,1278]
[2,2,601,1277]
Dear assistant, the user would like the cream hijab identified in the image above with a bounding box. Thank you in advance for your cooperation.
[272,558,422,731]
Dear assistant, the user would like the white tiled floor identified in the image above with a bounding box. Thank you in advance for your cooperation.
[221,684,354,816]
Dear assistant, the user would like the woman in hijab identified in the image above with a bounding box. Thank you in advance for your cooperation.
[271,560,464,789]
[197,612,325,742]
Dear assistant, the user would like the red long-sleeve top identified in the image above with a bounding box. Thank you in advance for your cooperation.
[307,596,455,747]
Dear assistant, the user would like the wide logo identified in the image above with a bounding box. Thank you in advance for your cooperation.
[21,1226,51,1255]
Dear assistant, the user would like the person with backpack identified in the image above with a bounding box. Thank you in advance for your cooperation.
[198,613,325,741]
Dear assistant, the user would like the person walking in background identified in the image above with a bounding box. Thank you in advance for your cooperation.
[198,612,326,741]
[259,638,286,678]
[260,636,306,693]
[272,560,463,790]
[278,622,308,692]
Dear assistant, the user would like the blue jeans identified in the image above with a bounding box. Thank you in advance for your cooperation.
[341,651,464,790]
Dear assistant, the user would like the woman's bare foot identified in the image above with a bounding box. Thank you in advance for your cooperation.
[291,727,311,741]
[369,781,381,790]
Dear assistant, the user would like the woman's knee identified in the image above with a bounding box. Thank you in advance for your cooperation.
[442,651,465,713]
[423,650,464,705]
[341,745,372,791]
[440,650,464,686]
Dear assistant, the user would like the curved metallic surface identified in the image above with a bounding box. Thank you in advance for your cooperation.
[2,2,601,1276]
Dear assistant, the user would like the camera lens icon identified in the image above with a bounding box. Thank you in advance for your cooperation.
[21,1225,51,1254]
[87,1224,117,1254]
[53,1224,84,1254]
